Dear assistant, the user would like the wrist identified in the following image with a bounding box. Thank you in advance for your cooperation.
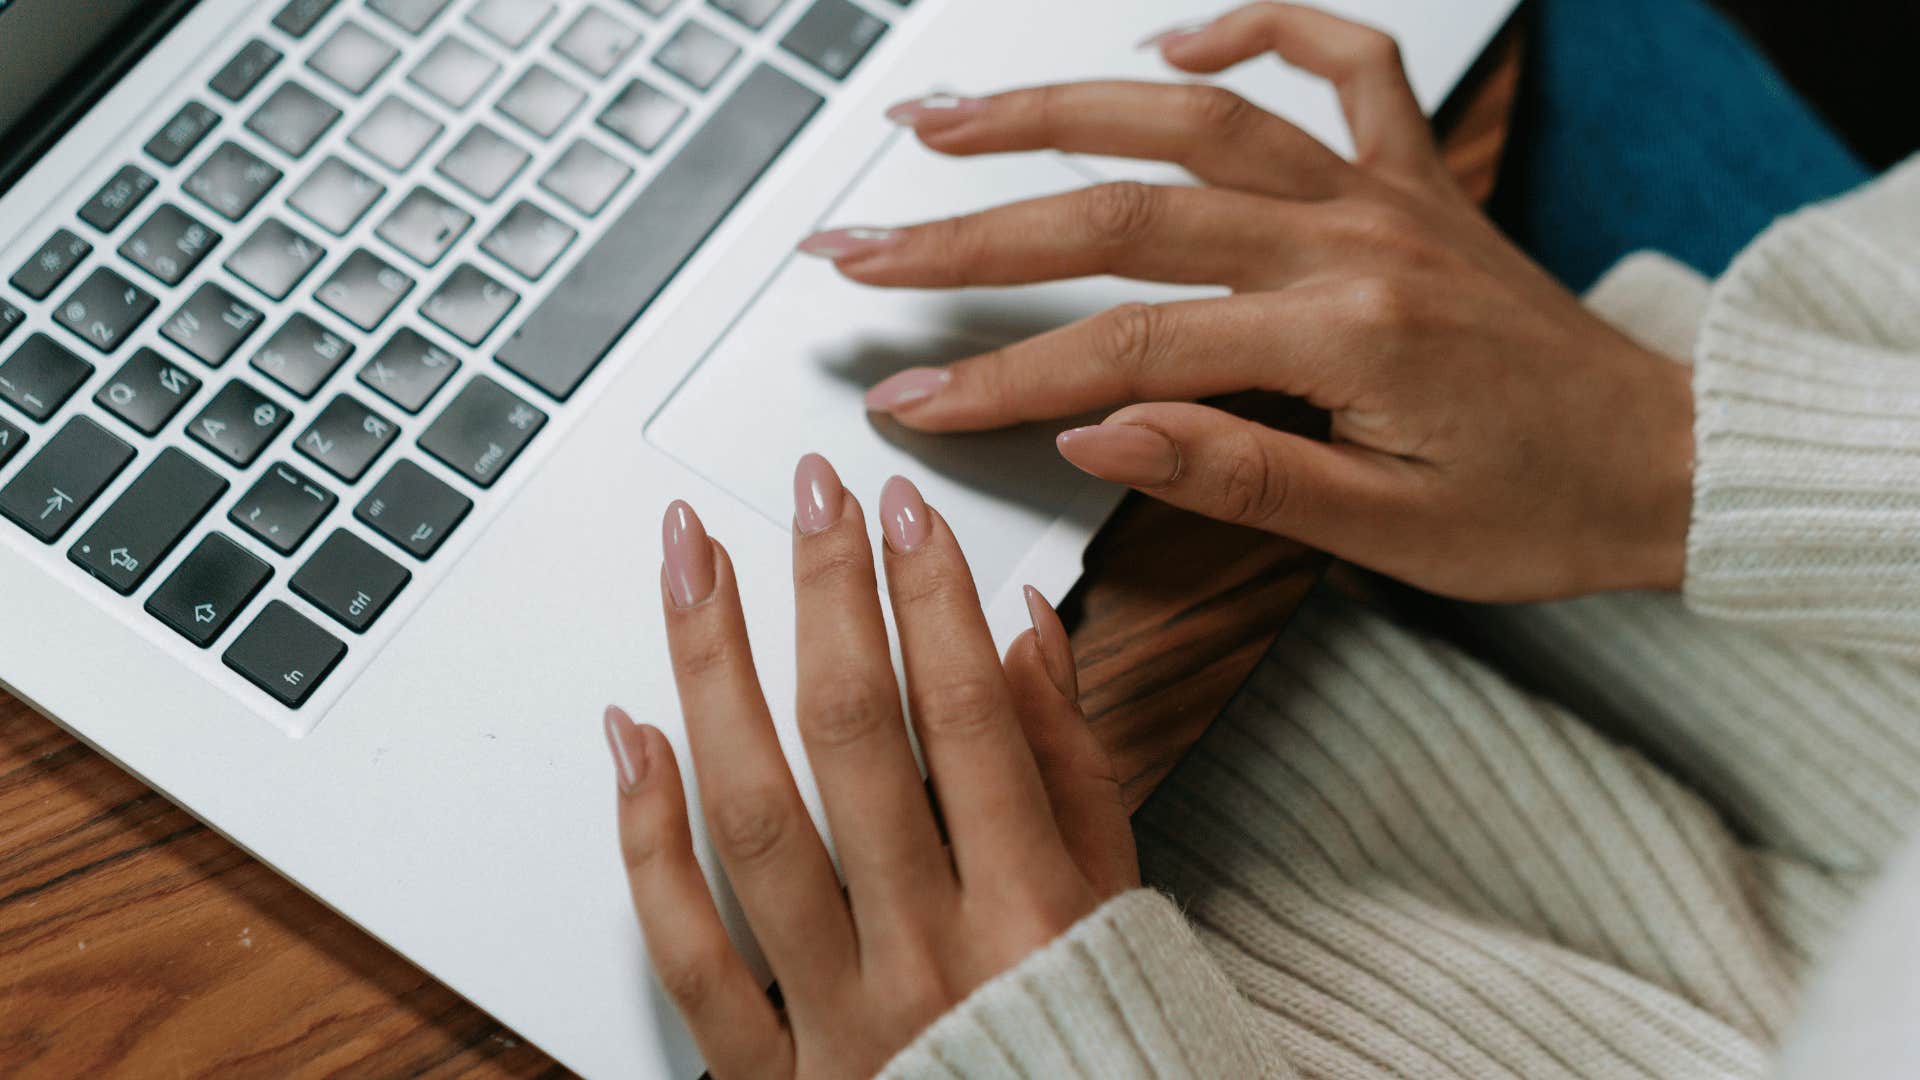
[1628,352,1697,592]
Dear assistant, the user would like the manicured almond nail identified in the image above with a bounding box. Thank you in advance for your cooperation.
[884,94,984,130]
[1137,24,1206,50]
[879,475,931,553]
[662,500,715,608]
[1056,424,1180,486]
[604,706,649,794]
[794,452,845,535]
[1023,585,1078,700]
[797,227,900,260]
[866,367,950,412]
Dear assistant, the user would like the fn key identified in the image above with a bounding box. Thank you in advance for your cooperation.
[224,600,346,708]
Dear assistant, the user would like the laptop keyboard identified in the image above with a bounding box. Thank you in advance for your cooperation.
[0,0,900,716]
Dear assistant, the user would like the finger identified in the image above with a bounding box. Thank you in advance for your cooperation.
[877,477,1068,884]
[789,455,953,920]
[661,502,855,1001]
[606,709,793,1078]
[885,81,1351,200]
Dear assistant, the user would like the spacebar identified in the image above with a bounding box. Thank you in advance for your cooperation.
[498,64,824,401]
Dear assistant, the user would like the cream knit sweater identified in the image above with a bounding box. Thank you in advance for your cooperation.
[882,157,1920,1079]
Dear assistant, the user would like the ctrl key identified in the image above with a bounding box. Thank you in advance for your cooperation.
[147,533,272,648]
[224,600,346,708]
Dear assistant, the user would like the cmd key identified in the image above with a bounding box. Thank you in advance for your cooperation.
[68,447,228,594]
[0,416,135,542]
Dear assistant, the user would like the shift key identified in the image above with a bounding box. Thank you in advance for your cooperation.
[69,448,229,594]
[0,416,135,543]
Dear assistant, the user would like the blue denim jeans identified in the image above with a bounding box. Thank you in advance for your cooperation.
[1492,0,1874,291]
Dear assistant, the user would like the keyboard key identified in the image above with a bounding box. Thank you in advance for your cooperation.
[296,394,397,483]
[468,0,556,48]
[500,64,820,400]
[418,375,545,488]
[355,458,470,558]
[119,204,221,287]
[0,333,92,422]
[356,326,458,413]
[368,0,453,35]
[210,38,285,102]
[224,600,347,708]
[655,19,739,91]
[596,77,685,152]
[497,63,587,139]
[145,101,221,166]
[231,461,336,554]
[250,313,354,399]
[538,138,631,215]
[347,94,444,172]
[0,417,25,471]
[0,416,134,543]
[96,347,202,435]
[0,301,19,349]
[408,36,501,108]
[307,20,401,96]
[68,447,228,595]
[288,155,386,235]
[481,200,576,280]
[272,0,343,39]
[292,529,411,632]
[55,267,157,354]
[421,263,518,345]
[78,165,159,234]
[554,6,641,78]
[710,0,787,29]
[161,282,265,367]
[316,249,414,331]
[437,124,531,201]
[185,140,285,222]
[247,81,343,158]
[781,0,885,80]
[147,533,272,647]
[224,217,327,300]
[376,186,473,268]
[10,229,92,301]
[189,381,292,467]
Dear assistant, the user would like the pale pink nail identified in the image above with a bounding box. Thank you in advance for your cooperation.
[603,706,648,794]
[797,227,900,260]
[1137,24,1207,50]
[884,93,984,130]
[794,452,845,535]
[880,475,931,553]
[1056,424,1180,486]
[866,367,950,413]
[662,500,715,608]
[1023,585,1078,700]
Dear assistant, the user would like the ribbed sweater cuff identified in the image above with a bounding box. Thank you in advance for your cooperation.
[878,889,1287,1079]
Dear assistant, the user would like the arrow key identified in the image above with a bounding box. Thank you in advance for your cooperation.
[147,533,273,648]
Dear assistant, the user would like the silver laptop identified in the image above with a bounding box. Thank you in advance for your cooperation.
[0,0,1515,1073]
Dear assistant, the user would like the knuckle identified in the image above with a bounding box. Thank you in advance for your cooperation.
[673,630,740,683]
[1182,84,1258,134]
[887,962,956,1024]
[656,945,727,1012]
[1216,432,1290,526]
[793,546,871,593]
[1343,273,1421,333]
[619,821,671,873]
[1093,302,1163,385]
[890,558,972,609]
[1358,29,1406,73]
[802,679,896,750]
[1077,181,1162,247]
[708,787,793,864]
[914,675,1004,740]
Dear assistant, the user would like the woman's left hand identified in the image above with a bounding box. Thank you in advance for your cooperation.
[604,457,1139,1078]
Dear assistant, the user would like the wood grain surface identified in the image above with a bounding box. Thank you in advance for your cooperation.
[0,37,1519,1080]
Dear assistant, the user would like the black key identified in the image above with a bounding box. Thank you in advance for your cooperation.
[0,299,22,348]
[710,0,788,30]
[10,229,92,301]
[497,63,587,139]
[316,248,414,331]
[0,416,134,543]
[368,0,453,35]
[247,81,343,158]
[437,123,531,201]
[375,186,472,268]
[355,458,470,558]
[308,20,401,95]
[189,381,292,467]
[469,0,557,50]
[408,36,501,108]
[224,217,327,301]
[249,313,354,399]
[161,282,265,367]
[146,533,272,647]
[0,333,92,422]
[655,19,738,91]
[297,394,398,483]
[119,204,220,287]
[554,6,642,79]
[597,77,686,153]
[292,528,411,632]
[348,95,443,171]
[184,141,284,222]
[95,347,202,435]
[421,263,518,345]
[272,0,343,39]
[230,461,337,554]
[418,375,545,488]
[78,165,160,234]
[356,326,458,413]
[539,138,632,216]
[287,155,385,235]
[55,267,157,354]
[224,600,347,708]
[482,200,576,280]
[0,416,25,470]
[68,448,229,595]
[781,0,885,80]
[499,64,820,400]
[210,39,285,102]
[145,100,221,166]
[628,0,680,13]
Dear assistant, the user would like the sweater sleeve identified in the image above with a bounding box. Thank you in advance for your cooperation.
[1683,155,1920,656]
[878,889,1293,1079]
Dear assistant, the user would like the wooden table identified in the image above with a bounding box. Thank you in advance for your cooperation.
[0,40,1519,1079]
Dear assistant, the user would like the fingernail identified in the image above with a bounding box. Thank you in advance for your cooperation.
[1136,23,1206,50]
[1056,424,1180,486]
[604,706,649,794]
[866,367,950,413]
[884,93,984,130]
[1023,585,1078,700]
[879,475,931,553]
[797,226,900,260]
[794,452,845,535]
[662,500,716,608]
